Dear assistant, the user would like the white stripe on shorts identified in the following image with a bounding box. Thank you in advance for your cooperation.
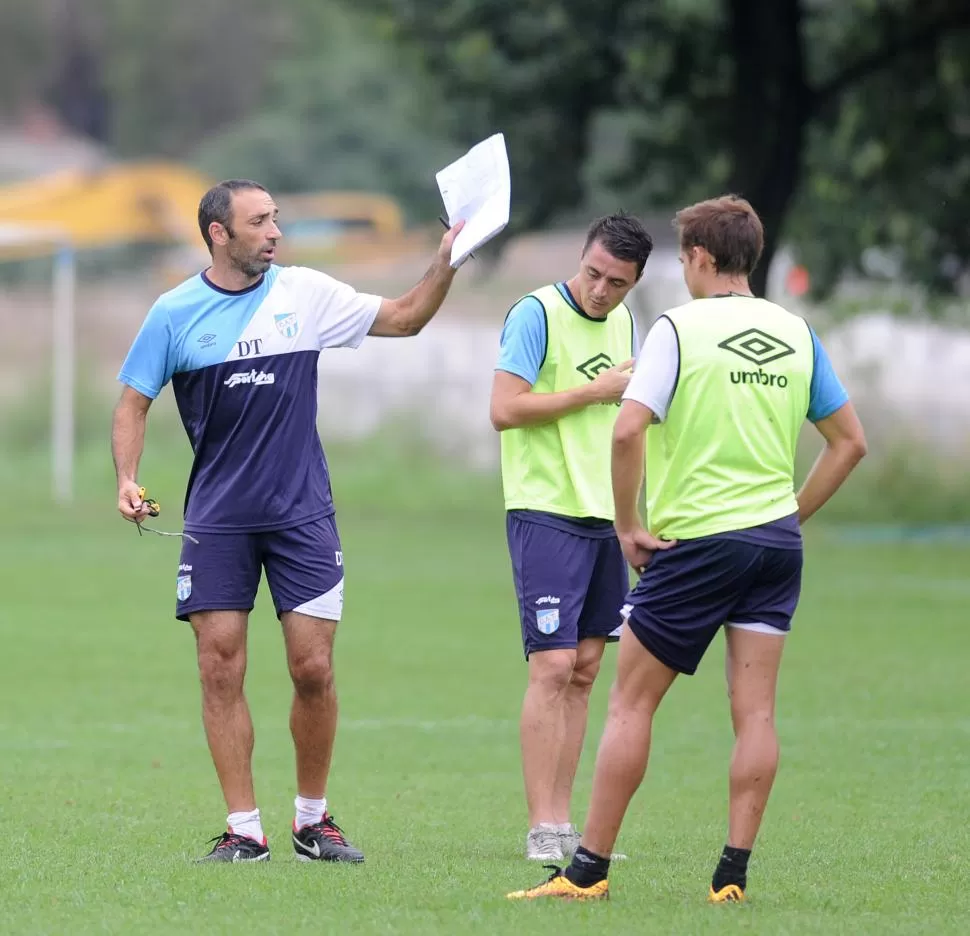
[292,578,344,622]
[726,620,787,636]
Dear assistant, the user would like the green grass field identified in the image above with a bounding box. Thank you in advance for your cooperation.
[1,446,968,935]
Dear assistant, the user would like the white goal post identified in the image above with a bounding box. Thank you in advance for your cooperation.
[0,224,76,503]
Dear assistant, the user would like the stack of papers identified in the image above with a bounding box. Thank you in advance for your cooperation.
[436,133,511,269]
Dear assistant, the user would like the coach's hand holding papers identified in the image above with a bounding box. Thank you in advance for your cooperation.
[436,133,511,268]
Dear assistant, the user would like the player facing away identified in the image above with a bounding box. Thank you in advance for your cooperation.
[490,214,654,861]
[112,180,465,863]
[508,195,867,901]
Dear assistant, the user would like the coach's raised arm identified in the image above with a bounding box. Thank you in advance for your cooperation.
[367,219,465,338]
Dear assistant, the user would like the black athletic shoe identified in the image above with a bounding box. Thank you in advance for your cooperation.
[197,831,270,863]
[292,814,365,863]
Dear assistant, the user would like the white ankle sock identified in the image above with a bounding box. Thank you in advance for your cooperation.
[295,795,327,830]
[227,808,264,843]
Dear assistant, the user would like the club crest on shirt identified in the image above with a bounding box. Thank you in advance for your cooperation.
[536,608,560,635]
[274,312,299,338]
[176,575,192,602]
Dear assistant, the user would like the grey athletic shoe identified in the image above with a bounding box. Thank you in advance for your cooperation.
[557,823,582,858]
[556,824,629,861]
[526,823,564,861]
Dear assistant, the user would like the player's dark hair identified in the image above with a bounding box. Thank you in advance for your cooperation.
[198,179,268,253]
[582,213,654,279]
[675,195,764,276]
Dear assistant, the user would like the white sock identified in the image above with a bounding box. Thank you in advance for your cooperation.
[227,808,264,843]
[295,795,327,830]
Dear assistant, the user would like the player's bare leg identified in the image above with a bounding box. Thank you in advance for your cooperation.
[725,626,784,847]
[551,638,605,854]
[708,625,785,899]
[508,626,674,898]
[521,648,576,858]
[190,610,256,812]
[191,610,269,861]
[282,612,338,797]
[281,611,362,862]
[580,626,677,860]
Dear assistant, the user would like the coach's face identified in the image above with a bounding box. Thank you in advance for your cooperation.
[223,188,282,278]
[575,240,639,318]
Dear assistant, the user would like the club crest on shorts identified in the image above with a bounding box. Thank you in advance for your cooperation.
[176,575,192,602]
[536,608,560,635]
[274,312,299,338]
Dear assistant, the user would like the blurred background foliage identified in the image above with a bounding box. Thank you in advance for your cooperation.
[0,0,967,299]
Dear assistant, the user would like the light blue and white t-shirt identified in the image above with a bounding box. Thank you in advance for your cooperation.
[118,266,381,533]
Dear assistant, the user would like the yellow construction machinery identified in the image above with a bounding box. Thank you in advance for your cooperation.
[0,162,426,273]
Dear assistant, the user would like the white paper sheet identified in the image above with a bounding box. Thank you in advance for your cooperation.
[435,133,511,268]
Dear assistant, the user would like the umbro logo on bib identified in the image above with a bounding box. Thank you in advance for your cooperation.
[576,353,614,380]
[718,329,795,366]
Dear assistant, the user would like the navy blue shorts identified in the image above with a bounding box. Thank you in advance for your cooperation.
[507,513,628,659]
[624,536,802,675]
[175,515,344,622]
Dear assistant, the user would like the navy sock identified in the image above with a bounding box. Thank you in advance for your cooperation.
[712,845,751,891]
[564,846,611,887]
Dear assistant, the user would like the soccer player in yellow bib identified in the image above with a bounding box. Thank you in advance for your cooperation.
[491,214,654,862]
[507,195,867,902]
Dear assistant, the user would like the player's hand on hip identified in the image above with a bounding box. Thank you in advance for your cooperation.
[118,481,151,523]
[590,358,634,403]
[618,526,676,572]
[436,219,466,264]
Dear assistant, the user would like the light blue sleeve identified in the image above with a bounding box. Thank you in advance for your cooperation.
[117,302,178,400]
[495,297,547,386]
[807,328,849,422]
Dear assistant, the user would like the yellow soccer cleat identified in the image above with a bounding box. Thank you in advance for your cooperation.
[708,883,746,903]
[507,866,609,901]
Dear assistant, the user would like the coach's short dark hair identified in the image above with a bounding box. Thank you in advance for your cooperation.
[675,195,764,276]
[198,179,268,252]
[582,213,654,279]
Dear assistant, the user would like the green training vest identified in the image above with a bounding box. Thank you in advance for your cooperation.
[646,296,813,539]
[501,284,635,519]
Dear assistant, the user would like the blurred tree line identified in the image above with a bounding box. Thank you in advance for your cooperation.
[0,0,457,222]
[0,0,967,299]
